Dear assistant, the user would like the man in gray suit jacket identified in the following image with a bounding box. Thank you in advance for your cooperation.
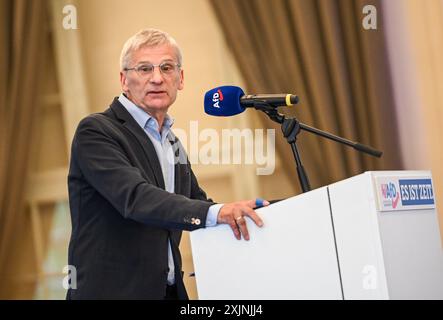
[66,28,268,300]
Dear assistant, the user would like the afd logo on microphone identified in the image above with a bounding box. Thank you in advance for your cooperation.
[204,86,245,116]
[212,89,224,108]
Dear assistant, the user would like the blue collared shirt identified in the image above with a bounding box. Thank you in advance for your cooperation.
[118,94,222,284]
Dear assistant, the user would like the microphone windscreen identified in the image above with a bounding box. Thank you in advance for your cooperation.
[204,86,245,116]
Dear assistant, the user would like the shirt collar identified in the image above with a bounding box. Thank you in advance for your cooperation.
[118,93,174,132]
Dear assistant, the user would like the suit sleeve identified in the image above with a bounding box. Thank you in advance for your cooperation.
[72,115,212,231]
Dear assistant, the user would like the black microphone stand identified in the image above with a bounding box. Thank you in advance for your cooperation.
[255,103,383,193]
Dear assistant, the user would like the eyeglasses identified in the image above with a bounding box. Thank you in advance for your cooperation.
[124,61,181,77]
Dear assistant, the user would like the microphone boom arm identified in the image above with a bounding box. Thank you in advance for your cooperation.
[256,103,383,193]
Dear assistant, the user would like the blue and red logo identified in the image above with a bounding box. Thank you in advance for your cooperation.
[212,89,224,108]
[381,182,400,209]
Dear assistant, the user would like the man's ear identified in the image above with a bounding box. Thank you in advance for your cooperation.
[178,69,184,91]
[120,71,129,92]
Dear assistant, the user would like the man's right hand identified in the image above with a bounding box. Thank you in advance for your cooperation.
[217,199,269,241]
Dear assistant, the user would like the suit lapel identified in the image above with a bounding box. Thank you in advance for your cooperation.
[109,98,165,190]
[169,135,182,195]
[168,132,190,196]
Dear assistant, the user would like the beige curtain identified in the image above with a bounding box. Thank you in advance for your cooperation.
[397,0,443,243]
[210,0,403,192]
[0,0,47,297]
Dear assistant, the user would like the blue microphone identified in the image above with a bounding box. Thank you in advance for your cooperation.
[204,86,246,116]
[204,86,299,117]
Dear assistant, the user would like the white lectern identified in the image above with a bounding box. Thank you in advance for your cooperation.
[190,171,443,299]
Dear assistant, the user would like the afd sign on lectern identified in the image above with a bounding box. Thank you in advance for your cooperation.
[190,171,443,299]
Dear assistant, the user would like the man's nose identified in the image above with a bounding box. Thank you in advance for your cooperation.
[149,66,164,83]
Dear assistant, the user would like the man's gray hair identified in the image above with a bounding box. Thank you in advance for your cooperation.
[119,28,182,71]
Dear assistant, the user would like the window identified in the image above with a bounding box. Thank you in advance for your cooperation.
[33,201,71,300]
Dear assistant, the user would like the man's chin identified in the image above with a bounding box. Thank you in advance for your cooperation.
[142,100,170,112]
